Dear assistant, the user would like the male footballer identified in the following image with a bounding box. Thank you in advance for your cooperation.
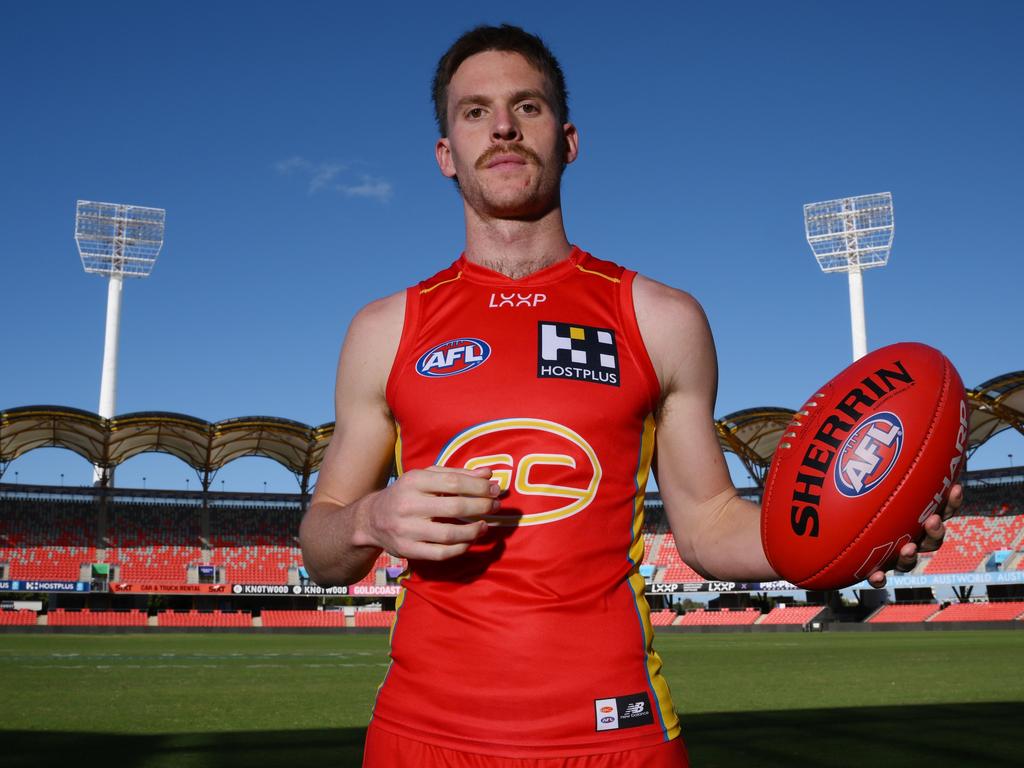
[300,24,959,767]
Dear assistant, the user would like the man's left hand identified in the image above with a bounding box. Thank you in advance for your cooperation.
[866,483,964,588]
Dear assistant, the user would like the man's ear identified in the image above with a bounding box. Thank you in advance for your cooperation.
[562,122,579,166]
[436,137,457,178]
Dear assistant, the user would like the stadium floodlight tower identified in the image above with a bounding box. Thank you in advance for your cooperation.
[804,192,894,362]
[75,200,166,484]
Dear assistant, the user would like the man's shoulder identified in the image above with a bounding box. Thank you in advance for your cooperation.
[632,273,715,395]
[632,272,707,328]
[348,289,406,339]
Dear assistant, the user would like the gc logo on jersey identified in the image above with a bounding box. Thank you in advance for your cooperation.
[416,338,491,378]
[435,417,602,526]
[537,321,619,386]
[834,412,904,497]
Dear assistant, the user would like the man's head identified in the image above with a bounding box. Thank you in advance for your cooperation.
[432,24,569,138]
[433,25,577,222]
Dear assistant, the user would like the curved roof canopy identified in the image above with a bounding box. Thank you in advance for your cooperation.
[3,371,1021,488]
[0,406,333,490]
[965,371,1024,455]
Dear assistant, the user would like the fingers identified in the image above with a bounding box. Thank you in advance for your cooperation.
[917,513,946,553]
[869,541,918,589]
[414,466,501,500]
[866,486,963,589]
[940,483,964,521]
[367,466,501,561]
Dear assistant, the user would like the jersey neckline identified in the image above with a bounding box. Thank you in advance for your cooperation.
[455,245,586,286]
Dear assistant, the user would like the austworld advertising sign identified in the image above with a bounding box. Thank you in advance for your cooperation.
[0,580,90,593]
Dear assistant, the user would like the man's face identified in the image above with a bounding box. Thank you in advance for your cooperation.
[436,50,578,221]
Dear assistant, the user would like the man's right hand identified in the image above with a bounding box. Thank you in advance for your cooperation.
[354,466,501,561]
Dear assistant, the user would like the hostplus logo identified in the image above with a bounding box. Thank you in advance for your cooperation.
[537,321,619,386]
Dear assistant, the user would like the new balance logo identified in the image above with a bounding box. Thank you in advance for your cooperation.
[623,702,646,717]
[594,693,654,732]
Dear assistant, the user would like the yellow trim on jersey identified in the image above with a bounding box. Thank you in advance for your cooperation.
[629,413,680,739]
[419,270,462,294]
[575,263,621,283]
[393,423,404,477]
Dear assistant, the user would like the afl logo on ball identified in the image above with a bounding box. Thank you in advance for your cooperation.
[416,338,491,378]
[834,412,904,498]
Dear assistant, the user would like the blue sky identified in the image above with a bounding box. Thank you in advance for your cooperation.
[2,1,1021,492]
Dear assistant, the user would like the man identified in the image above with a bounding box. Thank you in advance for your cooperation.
[300,24,958,767]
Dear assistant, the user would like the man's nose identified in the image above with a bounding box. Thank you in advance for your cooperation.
[491,108,521,141]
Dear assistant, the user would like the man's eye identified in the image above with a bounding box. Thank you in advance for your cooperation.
[518,103,539,114]
[466,107,485,119]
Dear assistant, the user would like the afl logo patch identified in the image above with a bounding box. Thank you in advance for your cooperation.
[416,338,491,378]
[834,412,904,498]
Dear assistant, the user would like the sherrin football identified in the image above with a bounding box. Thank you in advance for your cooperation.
[760,342,968,590]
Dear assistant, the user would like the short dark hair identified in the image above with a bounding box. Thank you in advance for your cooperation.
[432,24,569,137]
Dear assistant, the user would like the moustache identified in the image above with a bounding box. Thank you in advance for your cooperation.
[475,144,541,170]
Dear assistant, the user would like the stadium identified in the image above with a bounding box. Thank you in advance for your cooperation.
[5,4,1024,767]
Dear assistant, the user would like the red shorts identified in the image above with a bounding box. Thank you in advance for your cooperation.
[362,723,689,768]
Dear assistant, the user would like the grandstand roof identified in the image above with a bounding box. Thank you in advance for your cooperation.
[0,406,333,490]
[966,371,1024,455]
[2,371,1021,487]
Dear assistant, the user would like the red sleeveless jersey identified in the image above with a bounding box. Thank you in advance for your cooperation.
[373,247,680,757]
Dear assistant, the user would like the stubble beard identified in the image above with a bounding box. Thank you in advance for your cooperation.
[460,143,562,222]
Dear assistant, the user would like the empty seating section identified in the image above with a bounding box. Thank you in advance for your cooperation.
[48,609,147,626]
[0,499,97,580]
[650,609,677,626]
[349,552,407,589]
[107,502,202,582]
[930,601,1024,622]
[157,611,251,627]
[640,508,706,582]
[260,610,347,627]
[960,483,1023,517]
[867,603,942,623]
[759,606,824,625]
[0,609,37,626]
[677,608,760,626]
[210,506,303,584]
[656,538,703,582]
[353,611,396,628]
[924,515,1024,574]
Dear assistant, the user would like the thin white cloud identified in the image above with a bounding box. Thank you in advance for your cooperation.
[275,157,391,202]
[308,163,346,194]
[338,176,393,203]
[275,156,311,174]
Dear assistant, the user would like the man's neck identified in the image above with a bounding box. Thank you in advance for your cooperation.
[462,203,573,280]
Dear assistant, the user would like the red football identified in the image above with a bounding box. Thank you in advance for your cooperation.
[760,342,968,590]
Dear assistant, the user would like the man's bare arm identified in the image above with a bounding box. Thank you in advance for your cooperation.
[299,291,498,586]
[633,275,956,585]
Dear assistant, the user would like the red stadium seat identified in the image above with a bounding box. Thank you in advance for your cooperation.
[260,610,347,627]
[0,609,37,626]
[676,608,760,626]
[47,609,148,627]
[758,605,825,626]
[929,601,1024,622]
[866,603,943,623]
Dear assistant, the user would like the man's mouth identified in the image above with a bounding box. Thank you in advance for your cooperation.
[476,145,539,170]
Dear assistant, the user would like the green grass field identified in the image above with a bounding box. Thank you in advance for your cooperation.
[1,630,1021,767]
